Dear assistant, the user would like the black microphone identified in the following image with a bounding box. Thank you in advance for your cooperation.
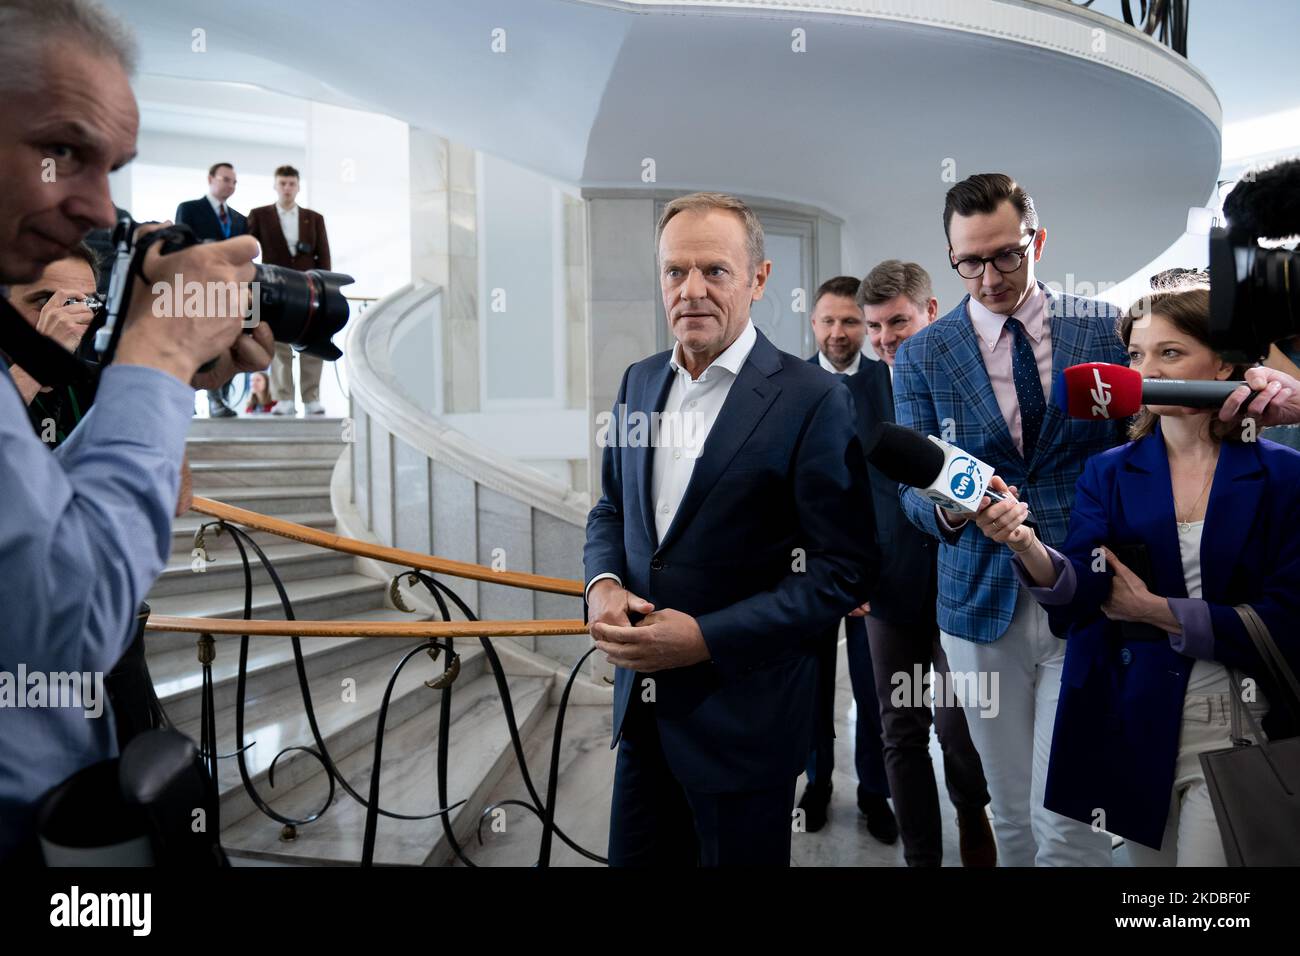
[863,422,1034,525]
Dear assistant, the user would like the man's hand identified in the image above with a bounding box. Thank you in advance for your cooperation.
[190,320,274,393]
[970,475,1029,545]
[591,607,710,673]
[34,290,95,352]
[586,578,654,629]
[1219,366,1300,428]
[848,601,871,617]
[115,228,259,385]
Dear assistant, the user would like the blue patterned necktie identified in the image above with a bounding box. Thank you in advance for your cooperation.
[1005,316,1045,462]
[218,203,231,238]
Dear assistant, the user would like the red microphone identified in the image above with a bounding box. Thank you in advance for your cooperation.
[1061,363,1252,420]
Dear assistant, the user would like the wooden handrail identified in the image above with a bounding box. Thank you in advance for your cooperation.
[189,496,584,597]
[147,615,588,638]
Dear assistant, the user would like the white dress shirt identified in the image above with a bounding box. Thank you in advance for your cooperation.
[585,320,758,599]
[651,319,757,541]
[277,202,299,250]
[817,349,862,377]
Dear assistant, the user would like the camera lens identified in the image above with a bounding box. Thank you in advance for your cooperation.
[252,263,354,360]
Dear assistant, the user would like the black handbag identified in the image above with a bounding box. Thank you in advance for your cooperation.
[1198,605,1300,866]
[36,728,229,867]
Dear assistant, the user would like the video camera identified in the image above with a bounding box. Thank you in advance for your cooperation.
[1208,158,1300,365]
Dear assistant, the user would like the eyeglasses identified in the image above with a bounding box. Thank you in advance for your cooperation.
[950,231,1037,280]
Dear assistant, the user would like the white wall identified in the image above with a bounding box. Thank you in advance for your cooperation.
[303,101,411,299]
[113,76,411,301]
[478,152,565,406]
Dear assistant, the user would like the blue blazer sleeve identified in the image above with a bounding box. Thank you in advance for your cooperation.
[696,383,880,675]
[0,365,192,675]
[892,334,957,542]
[582,367,631,591]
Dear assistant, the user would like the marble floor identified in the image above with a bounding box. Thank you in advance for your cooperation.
[462,638,972,867]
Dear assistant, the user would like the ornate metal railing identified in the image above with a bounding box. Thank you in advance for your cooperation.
[145,496,602,867]
[1070,0,1189,56]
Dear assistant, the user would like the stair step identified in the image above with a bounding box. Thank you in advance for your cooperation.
[452,704,613,867]
[149,540,356,598]
[220,670,551,865]
[184,641,492,827]
[170,511,336,557]
[194,485,333,515]
[189,460,339,489]
[146,573,385,623]
[186,436,344,462]
[189,417,347,439]
[148,607,437,727]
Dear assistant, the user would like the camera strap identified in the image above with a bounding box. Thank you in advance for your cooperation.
[0,295,98,395]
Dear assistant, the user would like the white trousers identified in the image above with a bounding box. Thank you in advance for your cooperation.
[1125,692,1267,867]
[940,588,1113,867]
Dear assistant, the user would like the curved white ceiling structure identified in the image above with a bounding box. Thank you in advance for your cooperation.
[105,0,1221,298]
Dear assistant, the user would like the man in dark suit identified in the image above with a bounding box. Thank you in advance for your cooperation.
[175,163,247,418]
[855,260,995,866]
[247,165,332,416]
[585,193,879,866]
[798,275,895,844]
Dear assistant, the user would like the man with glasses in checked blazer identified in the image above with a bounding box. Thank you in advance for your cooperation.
[892,173,1130,866]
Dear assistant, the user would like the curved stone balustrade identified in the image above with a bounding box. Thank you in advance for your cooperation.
[342,283,596,673]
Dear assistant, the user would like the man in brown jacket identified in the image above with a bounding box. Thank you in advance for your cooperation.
[248,165,332,415]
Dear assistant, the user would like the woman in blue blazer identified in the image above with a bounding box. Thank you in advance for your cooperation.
[976,285,1300,864]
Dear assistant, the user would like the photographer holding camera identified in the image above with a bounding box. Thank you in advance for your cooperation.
[0,0,274,862]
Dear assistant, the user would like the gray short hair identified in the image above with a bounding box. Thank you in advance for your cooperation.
[656,192,765,272]
[0,0,137,94]
[858,259,934,312]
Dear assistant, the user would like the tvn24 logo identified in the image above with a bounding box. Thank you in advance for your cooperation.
[946,455,984,502]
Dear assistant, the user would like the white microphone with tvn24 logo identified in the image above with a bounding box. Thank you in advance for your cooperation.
[863,422,1035,524]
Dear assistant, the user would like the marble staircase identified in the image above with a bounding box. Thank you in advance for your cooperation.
[146,414,608,866]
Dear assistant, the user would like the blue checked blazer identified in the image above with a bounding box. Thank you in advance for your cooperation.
[892,283,1129,643]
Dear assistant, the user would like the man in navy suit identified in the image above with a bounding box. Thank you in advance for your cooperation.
[585,193,879,866]
[175,163,248,419]
[854,261,995,866]
[798,275,895,844]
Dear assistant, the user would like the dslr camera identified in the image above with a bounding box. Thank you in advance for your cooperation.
[94,217,354,365]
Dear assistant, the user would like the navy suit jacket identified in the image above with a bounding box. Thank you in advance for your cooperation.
[808,353,937,630]
[1037,427,1300,848]
[174,197,247,242]
[586,330,880,792]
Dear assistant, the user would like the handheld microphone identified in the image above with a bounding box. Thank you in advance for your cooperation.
[863,422,1034,523]
[1060,363,1256,420]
